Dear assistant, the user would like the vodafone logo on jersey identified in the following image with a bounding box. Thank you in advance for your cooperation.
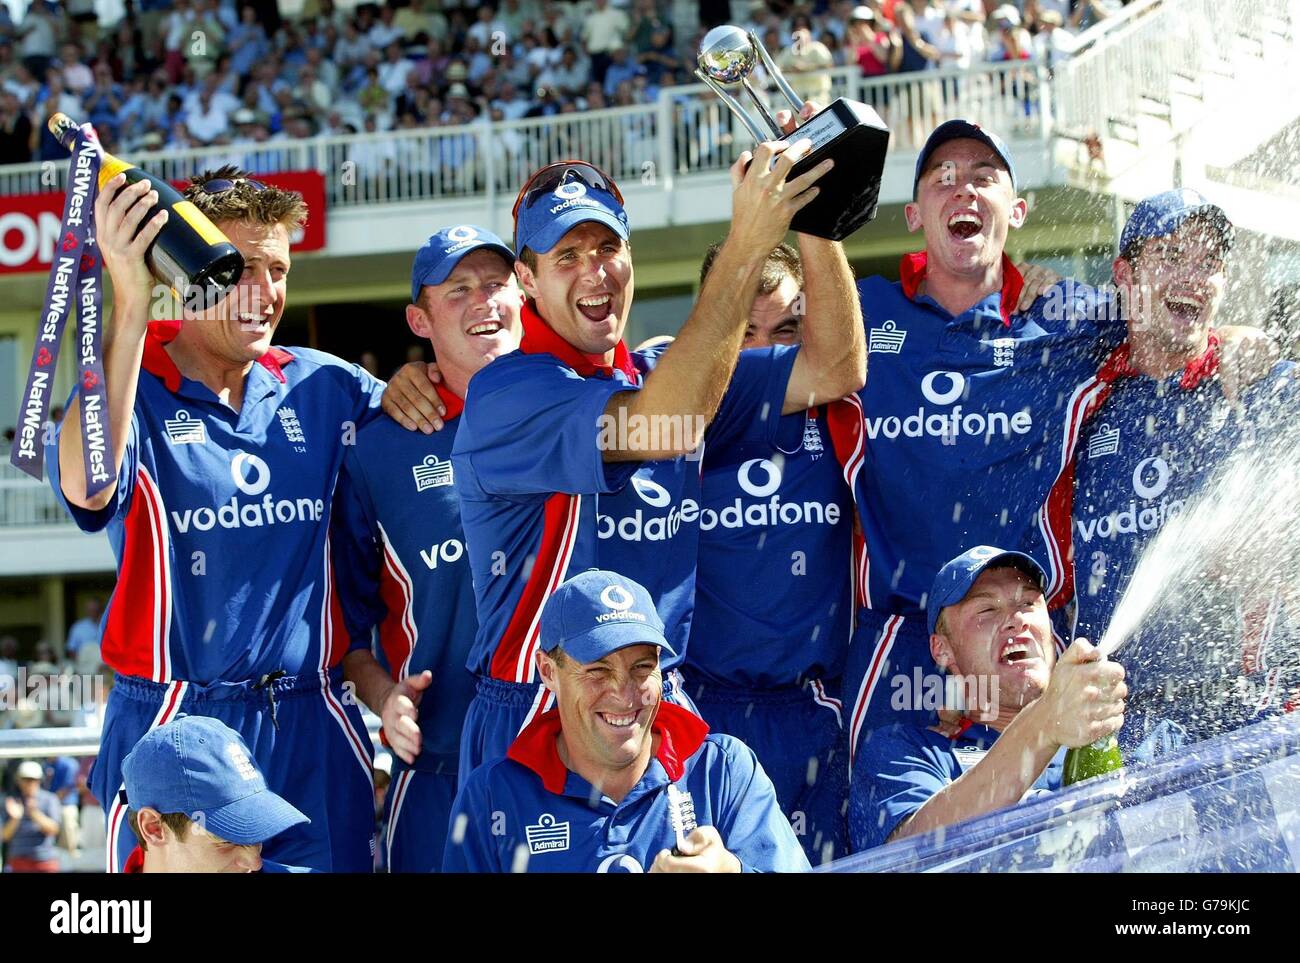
[169,451,324,534]
[864,370,1034,443]
[597,473,695,543]
[696,456,841,532]
[1075,454,1185,543]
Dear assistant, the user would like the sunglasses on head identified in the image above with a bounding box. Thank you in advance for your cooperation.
[198,177,268,195]
[510,160,623,226]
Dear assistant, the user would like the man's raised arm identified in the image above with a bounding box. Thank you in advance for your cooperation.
[603,139,832,462]
[58,175,167,511]
[781,233,866,414]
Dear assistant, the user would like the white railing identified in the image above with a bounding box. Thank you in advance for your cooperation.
[0,61,1050,208]
[0,462,69,528]
[1054,0,1300,139]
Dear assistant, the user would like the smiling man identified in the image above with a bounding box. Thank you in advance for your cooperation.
[840,123,1277,782]
[48,165,393,873]
[449,152,864,781]
[847,546,1127,852]
[121,715,312,873]
[332,225,523,873]
[443,570,809,872]
[1063,191,1299,751]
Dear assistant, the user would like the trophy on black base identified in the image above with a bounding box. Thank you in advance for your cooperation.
[696,25,890,241]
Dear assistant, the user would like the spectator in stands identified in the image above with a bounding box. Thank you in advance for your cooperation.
[468,4,505,48]
[357,64,389,117]
[377,39,413,95]
[162,0,197,82]
[896,0,945,72]
[59,42,93,94]
[368,2,406,50]
[582,0,630,85]
[639,24,681,87]
[185,74,237,143]
[64,598,102,665]
[539,44,588,96]
[228,4,270,79]
[602,44,645,98]
[3,760,63,872]
[186,0,228,78]
[83,62,125,135]
[1031,9,1077,71]
[0,89,32,164]
[778,26,835,104]
[16,3,58,80]
[988,4,1032,61]
[335,18,371,75]
[849,5,900,78]
[35,72,82,159]
[627,0,667,54]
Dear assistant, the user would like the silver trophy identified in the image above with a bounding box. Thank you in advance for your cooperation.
[696,25,890,240]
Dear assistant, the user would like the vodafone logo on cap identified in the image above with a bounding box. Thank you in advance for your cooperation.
[600,584,635,611]
[554,181,587,201]
[446,225,478,241]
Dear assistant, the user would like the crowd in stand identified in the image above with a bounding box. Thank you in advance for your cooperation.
[0,0,1119,167]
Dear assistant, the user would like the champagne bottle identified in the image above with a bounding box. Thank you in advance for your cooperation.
[49,112,245,300]
[1062,732,1124,786]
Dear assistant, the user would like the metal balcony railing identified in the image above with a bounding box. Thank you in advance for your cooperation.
[0,61,1051,209]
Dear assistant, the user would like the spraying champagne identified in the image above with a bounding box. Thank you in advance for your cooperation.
[48,112,244,299]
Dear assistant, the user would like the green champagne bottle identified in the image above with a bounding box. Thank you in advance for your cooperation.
[49,112,245,299]
[1062,732,1124,785]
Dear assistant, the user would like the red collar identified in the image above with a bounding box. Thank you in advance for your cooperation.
[507,701,710,795]
[1097,329,1221,392]
[898,251,1024,328]
[124,845,145,873]
[518,301,639,382]
[435,382,464,420]
[141,320,296,393]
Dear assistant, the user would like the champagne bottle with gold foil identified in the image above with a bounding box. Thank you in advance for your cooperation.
[49,112,244,299]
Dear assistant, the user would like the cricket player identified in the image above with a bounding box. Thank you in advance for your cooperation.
[443,570,809,873]
[332,225,523,873]
[848,546,1126,851]
[840,121,1276,776]
[686,239,860,865]
[449,152,865,780]
[121,715,312,873]
[1062,190,1299,751]
[47,165,422,872]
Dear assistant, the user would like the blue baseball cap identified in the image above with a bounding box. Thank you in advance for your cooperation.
[926,546,1048,635]
[1119,189,1234,258]
[913,119,1018,199]
[410,225,515,303]
[513,163,630,256]
[122,714,309,846]
[539,569,675,665]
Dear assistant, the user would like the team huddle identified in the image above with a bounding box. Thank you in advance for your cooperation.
[47,108,1297,873]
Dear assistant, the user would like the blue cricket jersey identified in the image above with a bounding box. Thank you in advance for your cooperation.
[851,253,1117,619]
[687,400,858,688]
[46,321,384,684]
[1070,342,1299,746]
[451,303,796,684]
[443,701,810,872]
[848,717,1064,851]
[331,383,478,775]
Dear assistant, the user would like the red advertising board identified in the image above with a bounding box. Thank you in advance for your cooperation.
[0,169,327,275]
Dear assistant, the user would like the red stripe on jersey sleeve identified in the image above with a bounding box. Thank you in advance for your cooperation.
[102,467,164,680]
[490,492,576,682]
